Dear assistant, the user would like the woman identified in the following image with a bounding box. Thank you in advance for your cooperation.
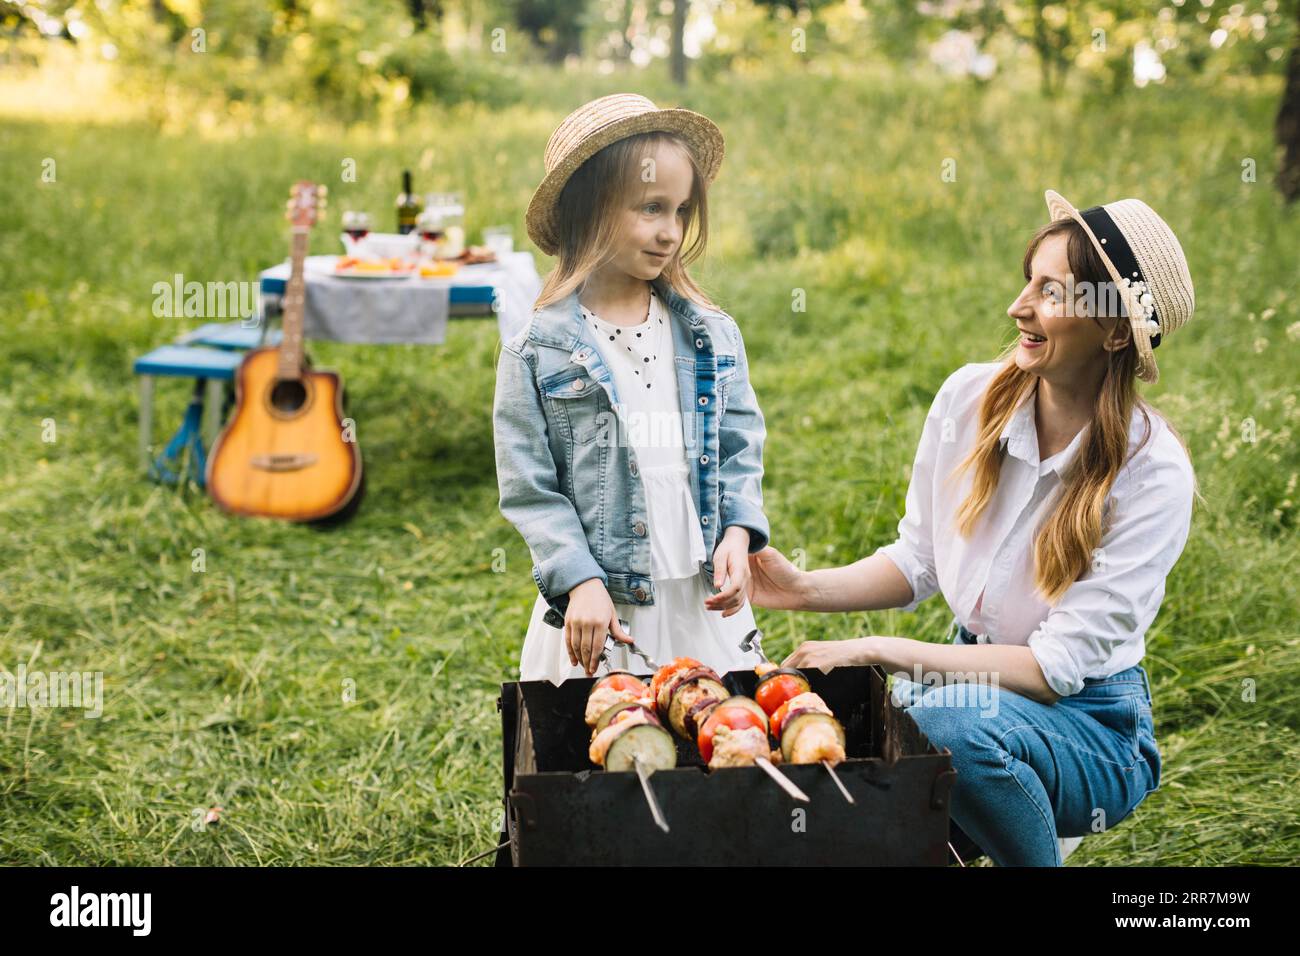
[746,190,1198,866]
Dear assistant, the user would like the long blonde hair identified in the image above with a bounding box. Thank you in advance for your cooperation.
[534,131,719,311]
[952,218,1196,603]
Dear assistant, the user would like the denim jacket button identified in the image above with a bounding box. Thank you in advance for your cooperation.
[572,379,585,391]
[633,520,646,536]
[698,396,708,406]
[695,338,704,349]
[700,454,709,464]
[700,516,709,526]
[633,587,647,601]
[630,461,639,476]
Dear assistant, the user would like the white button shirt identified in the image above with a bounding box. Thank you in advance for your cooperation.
[876,361,1195,697]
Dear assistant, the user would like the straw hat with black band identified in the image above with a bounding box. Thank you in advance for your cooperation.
[526,93,725,257]
[1044,189,1194,385]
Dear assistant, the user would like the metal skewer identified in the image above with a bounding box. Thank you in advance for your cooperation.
[458,839,510,867]
[543,607,660,673]
[598,623,660,672]
[822,760,855,803]
[744,629,853,803]
[740,627,768,663]
[633,757,671,833]
[754,756,810,802]
[739,633,809,800]
[588,625,667,833]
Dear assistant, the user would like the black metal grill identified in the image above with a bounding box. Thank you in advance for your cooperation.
[495,664,958,866]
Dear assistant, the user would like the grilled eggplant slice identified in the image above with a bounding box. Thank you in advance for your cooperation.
[604,723,678,773]
[780,712,847,763]
[593,700,658,736]
[658,666,721,716]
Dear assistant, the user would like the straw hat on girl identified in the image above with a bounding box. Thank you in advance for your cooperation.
[526,93,725,256]
[1044,189,1195,384]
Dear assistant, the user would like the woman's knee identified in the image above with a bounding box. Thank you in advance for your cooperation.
[904,684,1004,750]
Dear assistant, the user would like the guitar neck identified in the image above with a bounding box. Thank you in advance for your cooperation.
[279,228,310,379]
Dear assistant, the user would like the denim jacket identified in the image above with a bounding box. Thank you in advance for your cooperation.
[493,274,770,617]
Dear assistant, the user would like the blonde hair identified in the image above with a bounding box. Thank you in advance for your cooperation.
[951,218,1197,603]
[534,131,718,311]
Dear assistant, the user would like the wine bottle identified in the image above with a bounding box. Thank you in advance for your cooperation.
[396,170,422,235]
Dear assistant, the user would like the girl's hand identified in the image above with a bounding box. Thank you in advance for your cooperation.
[704,526,752,617]
[783,637,877,672]
[745,546,811,610]
[565,578,632,676]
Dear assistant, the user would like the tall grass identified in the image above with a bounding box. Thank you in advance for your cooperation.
[0,63,1296,865]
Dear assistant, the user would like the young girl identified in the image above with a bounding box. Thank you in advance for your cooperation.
[493,93,771,684]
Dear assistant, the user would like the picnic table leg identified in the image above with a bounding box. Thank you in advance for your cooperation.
[202,376,224,446]
[255,292,275,346]
[261,293,281,346]
[138,374,154,474]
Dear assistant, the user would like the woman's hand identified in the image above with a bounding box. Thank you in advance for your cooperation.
[565,578,632,675]
[783,636,877,672]
[744,546,811,610]
[704,526,753,617]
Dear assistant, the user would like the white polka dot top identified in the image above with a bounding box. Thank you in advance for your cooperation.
[579,286,706,578]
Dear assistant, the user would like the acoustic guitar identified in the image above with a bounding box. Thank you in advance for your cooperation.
[206,181,364,522]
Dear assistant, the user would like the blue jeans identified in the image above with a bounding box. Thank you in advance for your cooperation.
[892,629,1161,866]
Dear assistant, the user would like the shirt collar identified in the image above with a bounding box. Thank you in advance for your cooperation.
[529,276,706,352]
[999,385,1087,478]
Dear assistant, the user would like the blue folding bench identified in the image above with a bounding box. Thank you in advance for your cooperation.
[133,322,282,487]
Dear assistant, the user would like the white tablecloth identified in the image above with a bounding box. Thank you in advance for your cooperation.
[258,251,541,345]
[476,250,544,342]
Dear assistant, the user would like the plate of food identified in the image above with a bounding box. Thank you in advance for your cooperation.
[418,261,461,278]
[456,245,498,265]
[332,256,417,279]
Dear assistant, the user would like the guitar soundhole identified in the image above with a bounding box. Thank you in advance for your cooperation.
[269,378,309,414]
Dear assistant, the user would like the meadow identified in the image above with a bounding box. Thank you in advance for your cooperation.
[1,63,1297,865]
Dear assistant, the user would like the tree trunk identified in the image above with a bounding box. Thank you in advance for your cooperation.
[1277,4,1300,203]
[619,0,636,59]
[671,0,687,86]
[151,0,188,43]
[1034,1,1053,96]
[409,0,445,29]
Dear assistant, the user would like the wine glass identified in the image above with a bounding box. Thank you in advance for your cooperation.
[416,208,446,259]
[345,210,372,239]
[341,211,372,256]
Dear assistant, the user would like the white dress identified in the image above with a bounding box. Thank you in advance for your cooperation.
[518,286,764,684]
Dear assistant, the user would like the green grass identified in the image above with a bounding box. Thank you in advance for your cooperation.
[1,63,1297,865]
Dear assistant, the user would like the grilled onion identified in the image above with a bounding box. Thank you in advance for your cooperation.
[666,674,729,739]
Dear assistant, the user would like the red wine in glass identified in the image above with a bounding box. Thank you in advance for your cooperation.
[342,210,372,244]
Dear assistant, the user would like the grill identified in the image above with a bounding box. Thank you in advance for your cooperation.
[494,664,958,866]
